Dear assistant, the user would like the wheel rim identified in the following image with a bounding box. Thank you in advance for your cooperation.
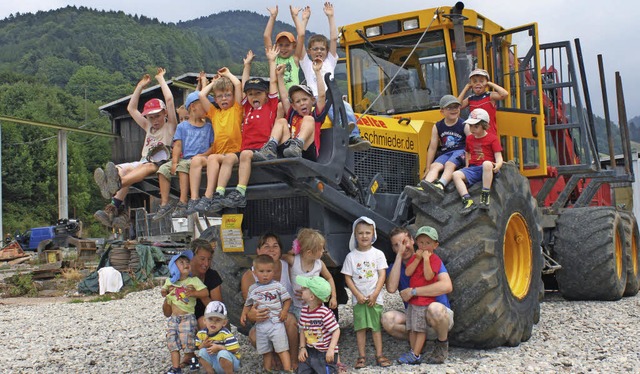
[615,226,623,279]
[503,213,532,300]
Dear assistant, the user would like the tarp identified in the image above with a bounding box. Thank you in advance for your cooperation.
[77,243,169,294]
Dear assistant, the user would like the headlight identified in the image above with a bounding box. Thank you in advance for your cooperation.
[403,18,419,30]
[365,26,381,37]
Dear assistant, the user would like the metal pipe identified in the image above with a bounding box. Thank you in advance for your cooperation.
[615,72,632,178]
[575,39,599,158]
[598,55,616,171]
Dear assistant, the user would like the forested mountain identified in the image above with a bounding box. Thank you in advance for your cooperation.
[0,6,293,235]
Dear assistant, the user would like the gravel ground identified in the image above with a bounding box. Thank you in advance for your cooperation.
[1,287,639,373]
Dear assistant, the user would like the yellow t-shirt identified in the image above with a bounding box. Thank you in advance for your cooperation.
[163,276,206,314]
[206,102,243,154]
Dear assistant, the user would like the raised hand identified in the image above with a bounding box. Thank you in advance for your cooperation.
[265,45,280,61]
[244,50,255,65]
[323,2,334,17]
[267,5,278,18]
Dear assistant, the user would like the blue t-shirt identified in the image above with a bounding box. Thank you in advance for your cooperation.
[387,260,451,309]
[173,120,214,159]
[435,118,466,154]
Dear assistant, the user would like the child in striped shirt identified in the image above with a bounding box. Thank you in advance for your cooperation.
[195,301,241,373]
[297,275,341,374]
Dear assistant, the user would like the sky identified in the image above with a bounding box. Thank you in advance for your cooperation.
[1,0,638,119]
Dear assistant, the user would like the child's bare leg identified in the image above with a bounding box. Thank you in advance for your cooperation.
[482,160,494,189]
[203,155,223,198]
[297,116,315,149]
[277,350,292,371]
[262,352,274,372]
[237,150,254,186]
[424,163,444,182]
[171,350,181,370]
[440,161,458,185]
[113,186,130,201]
[356,329,367,358]
[372,330,384,357]
[216,154,239,190]
[158,174,171,205]
[199,356,215,374]
[178,172,189,204]
[189,156,207,199]
[284,313,299,368]
[272,118,290,143]
[412,331,427,356]
[120,162,158,188]
[453,170,469,197]
[218,355,235,374]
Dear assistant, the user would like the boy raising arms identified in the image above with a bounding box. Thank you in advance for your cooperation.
[263,5,308,90]
[162,251,209,374]
[253,57,327,161]
[420,95,470,194]
[457,68,508,136]
[452,108,503,214]
[211,46,280,210]
[196,301,241,374]
[186,69,243,215]
[296,2,370,150]
[240,255,293,373]
[153,91,213,221]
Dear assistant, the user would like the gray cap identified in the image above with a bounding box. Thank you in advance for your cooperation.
[439,95,461,109]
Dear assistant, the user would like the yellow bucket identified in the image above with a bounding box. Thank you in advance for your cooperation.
[46,251,59,263]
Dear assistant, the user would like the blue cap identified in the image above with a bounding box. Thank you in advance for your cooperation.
[168,250,193,283]
[185,91,201,110]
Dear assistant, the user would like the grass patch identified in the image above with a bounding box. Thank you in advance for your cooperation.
[3,273,38,297]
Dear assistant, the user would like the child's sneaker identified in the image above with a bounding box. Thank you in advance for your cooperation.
[348,136,371,151]
[171,202,189,218]
[207,193,225,213]
[283,138,303,158]
[397,350,421,365]
[94,168,111,199]
[460,198,477,215]
[253,142,277,161]
[194,196,213,213]
[480,191,490,209]
[94,203,117,227]
[184,199,199,215]
[419,179,445,196]
[152,203,175,221]
[188,357,200,371]
[104,162,121,196]
[221,190,247,208]
[166,367,182,374]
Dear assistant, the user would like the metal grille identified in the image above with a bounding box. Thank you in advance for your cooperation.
[244,196,309,236]
[134,208,173,237]
[354,148,419,194]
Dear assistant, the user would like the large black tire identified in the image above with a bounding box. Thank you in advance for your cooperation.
[554,207,627,300]
[200,226,252,334]
[408,162,543,348]
[619,211,640,296]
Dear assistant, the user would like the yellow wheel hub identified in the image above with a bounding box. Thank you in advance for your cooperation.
[615,227,623,279]
[503,213,532,299]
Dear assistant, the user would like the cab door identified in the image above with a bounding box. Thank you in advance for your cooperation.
[491,24,547,177]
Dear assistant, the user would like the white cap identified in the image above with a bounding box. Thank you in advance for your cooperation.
[464,108,490,125]
[204,301,227,319]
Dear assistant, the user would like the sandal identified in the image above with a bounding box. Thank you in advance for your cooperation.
[337,362,349,373]
[354,356,367,369]
[376,354,392,367]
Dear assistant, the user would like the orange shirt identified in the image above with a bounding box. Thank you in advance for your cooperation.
[206,102,243,154]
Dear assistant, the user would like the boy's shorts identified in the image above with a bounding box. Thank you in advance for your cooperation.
[166,314,197,353]
[405,304,455,340]
[461,165,484,185]
[289,305,302,321]
[276,143,317,161]
[256,320,289,354]
[157,159,191,179]
[353,303,383,332]
[198,348,241,373]
[434,150,465,168]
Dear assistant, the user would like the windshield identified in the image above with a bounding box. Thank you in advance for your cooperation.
[347,30,451,115]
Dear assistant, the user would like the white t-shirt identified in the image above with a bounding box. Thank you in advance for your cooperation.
[341,246,388,305]
[290,255,323,308]
[300,52,337,97]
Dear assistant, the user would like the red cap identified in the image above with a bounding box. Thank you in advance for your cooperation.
[275,31,295,43]
[141,98,166,116]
